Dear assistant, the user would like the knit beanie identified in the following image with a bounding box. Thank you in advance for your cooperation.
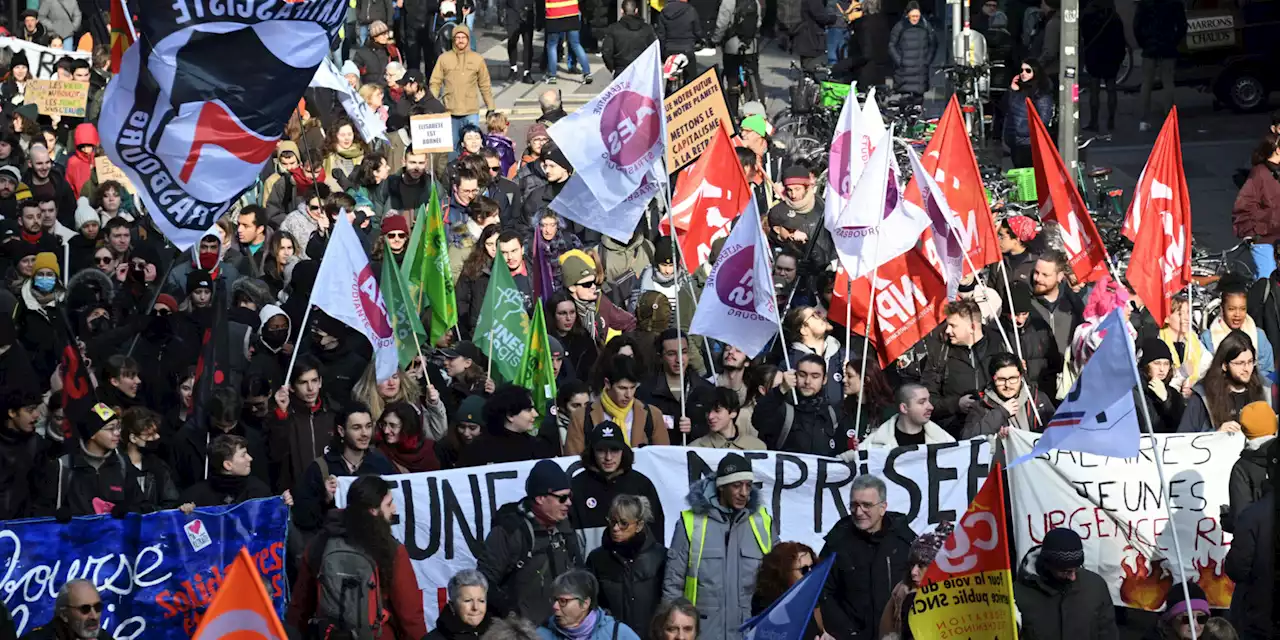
[636,291,671,332]
[154,294,179,313]
[74,197,97,230]
[526,123,549,145]
[76,402,118,442]
[1240,401,1277,439]
[715,453,754,487]
[908,521,956,566]
[1161,582,1209,621]
[654,237,676,266]
[525,459,570,497]
[32,252,60,278]
[380,214,409,236]
[559,250,596,286]
[1138,338,1173,369]
[540,142,573,173]
[1039,527,1084,571]
[186,269,213,294]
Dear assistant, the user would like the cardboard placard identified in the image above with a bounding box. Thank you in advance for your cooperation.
[662,67,733,173]
[94,156,136,194]
[25,79,89,117]
[409,113,454,153]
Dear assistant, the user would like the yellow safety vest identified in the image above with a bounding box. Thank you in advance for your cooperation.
[680,508,773,605]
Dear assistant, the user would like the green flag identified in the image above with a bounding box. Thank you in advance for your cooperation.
[381,240,428,369]
[514,299,557,420]
[474,257,529,383]
[403,185,457,345]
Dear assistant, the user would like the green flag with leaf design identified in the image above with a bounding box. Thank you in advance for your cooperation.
[403,184,457,345]
[381,241,428,368]
[473,257,529,383]
[514,299,557,419]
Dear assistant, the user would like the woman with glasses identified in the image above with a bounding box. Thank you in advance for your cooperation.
[878,522,955,640]
[539,570,642,640]
[375,401,442,473]
[1148,583,1214,640]
[1003,57,1054,168]
[91,247,117,276]
[961,352,1054,439]
[750,542,821,638]
[354,359,449,440]
[587,495,667,639]
[279,186,333,260]
[1180,330,1269,433]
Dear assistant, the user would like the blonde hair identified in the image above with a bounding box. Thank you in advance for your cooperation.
[353,362,421,419]
[486,111,510,134]
[358,83,384,107]
[1202,619,1238,640]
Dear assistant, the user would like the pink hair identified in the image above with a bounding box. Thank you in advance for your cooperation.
[1082,273,1130,320]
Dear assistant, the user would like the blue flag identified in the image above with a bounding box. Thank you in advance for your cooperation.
[1010,309,1141,466]
[741,554,834,640]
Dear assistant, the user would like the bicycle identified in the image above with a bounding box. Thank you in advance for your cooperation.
[941,64,991,145]
[1190,238,1255,331]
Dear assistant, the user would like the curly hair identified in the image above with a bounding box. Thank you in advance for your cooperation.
[462,225,501,280]
[752,542,817,612]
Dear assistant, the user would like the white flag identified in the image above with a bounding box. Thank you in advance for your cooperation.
[551,157,665,242]
[311,57,388,143]
[548,41,666,210]
[689,198,779,355]
[310,213,399,382]
[861,87,887,153]
[906,146,964,299]
[823,83,861,229]
[831,130,931,280]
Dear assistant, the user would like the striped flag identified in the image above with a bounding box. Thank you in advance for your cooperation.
[1045,411,1086,429]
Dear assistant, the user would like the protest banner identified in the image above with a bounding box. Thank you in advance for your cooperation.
[1006,430,1239,611]
[95,155,137,193]
[663,67,732,172]
[0,38,91,80]
[339,441,994,626]
[410,113,455,153]
[25,79,89,117]
[0,497,290,639]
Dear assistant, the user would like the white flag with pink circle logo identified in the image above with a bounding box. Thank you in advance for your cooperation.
[689,198,779,355]
[309,213,399,383]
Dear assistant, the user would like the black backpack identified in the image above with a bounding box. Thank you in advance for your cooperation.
[730,0,760,42]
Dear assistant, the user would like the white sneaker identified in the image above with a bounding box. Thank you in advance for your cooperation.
[696,47,717,57]
[1138,121,1151,132]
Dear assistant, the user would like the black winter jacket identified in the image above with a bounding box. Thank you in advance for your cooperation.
[1133,0,1186,59]
[425,605,493,640]
[1141,382,1184,434]
[793,0,834,59]
[753,388,846,456]
[819,512,915,640]
[476,498,584,621]
[1225,438,1272,533]
[570,463,665,551]
[266,396,338,494]
[603,16,658,73]
[921,333,1011,436]
[293,446,395,533]
[33,446,146,517]
[1248,274,1280,374]
[889,17,936,95]
[169,421,271,491]
[657,2,703,54]
[0,427,53,520]
[587,530,667,639]
[456,265,491,339]
[356,0,394,24]
[129,452,182,511]
[1225,493,1272,639]
[1004,87,1054,148]
[457,424,560,467]
[637,371,715,443]
[179,472,276,507]
[994,314,1061,395]
[1014,568,1118,640]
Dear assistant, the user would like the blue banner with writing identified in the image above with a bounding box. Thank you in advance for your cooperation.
[0,497,290,638]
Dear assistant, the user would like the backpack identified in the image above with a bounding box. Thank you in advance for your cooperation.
[435,18,459,56]
[305,534,386,640]
[777,404,840,450]
[729,0,759,43]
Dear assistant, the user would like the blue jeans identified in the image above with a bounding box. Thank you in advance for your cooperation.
[546,30,590,77]
[1252,243,1274,280]
[826,26,848,66]
[358,24,370,46]
[465,13,477,50]
[450,114,480,160]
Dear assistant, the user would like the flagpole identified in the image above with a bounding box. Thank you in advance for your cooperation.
[853,233,881,441]
[844,277,852,366]
[991,257,1023,363]
[117,0,139,41]
[1126,317,1199,640]
[389,239,426,359]
[283,304,316,392]
[658,186,687,445]
[760,230,800,405]
[955,248,1013,356]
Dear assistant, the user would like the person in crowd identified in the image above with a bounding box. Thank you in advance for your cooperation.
[456,225,501,337]
[888,2,937,98]
[293,401,395,534]
[377,400,442,473]
[267,355,339,493]
[960,353,1054,439]
[322,120,367,192]
[1139,338,1187,434]
[819,474,915,639]
[34,403,143,517]
[22,580,111,640]
[841,357,896,430]
[0,383,48,521]
[1226,455,1274,640]
[864,382,956,448]
[567,355,669,453]
[354,361,447,440]
[648,599,699,640]
[119,408,184,512]
[1134,0,1185,132]
[586,494,667,639]
[784,307,845,405]
[440,341,495,410]
[570,422,664,550]
[754,354,846,455]
[543,0,593,86]
[1030,251,1084,373]
[548,290,600,379]
[634,240,694,329]
[1180,330,1269,433]
[538,570,640,640]
[521,145,581,242]
[1202,278,1276,382]
[436,395,486,469]
[657,0,702,85]
[603,0,658,74]
[662,453,777,640]
[1224,401,1275,532]
[431,25,497,147]
[478,458,583,620]
[179,434,285,507]
[767,167,833,279]
[427,570,495,640]
[274,156,337,238]
[877,523,956,640]
[1014,528,1118,640]
[923,299,1010,436]
[997,280,1060,395]
[289,475,428,639]
[1004,58,1054,168]
[1235,141,1280,279]
[459,384,558,466]
[751,542,821,637]
[1079,0,1125,132]
[639,329,712,444]
[690,387,767,450]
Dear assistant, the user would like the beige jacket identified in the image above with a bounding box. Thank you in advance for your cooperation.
[428,26,496,116]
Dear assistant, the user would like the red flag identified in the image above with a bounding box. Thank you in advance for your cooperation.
[108,0,134,74]
[191,547,289,640]
[1125,108,1191,327]
[661,123,752,270]
[1027,99,1110,284]
[829,240,948,367]
[905,96,1001,275]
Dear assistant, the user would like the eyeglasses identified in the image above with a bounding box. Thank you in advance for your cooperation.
[553,596,580,607]
[852,500,884,511]
[574,280,598,289]
[994,374,1022,386]
[385,232,406,240]
[71,602,103,615]
[1230,358,1256,367]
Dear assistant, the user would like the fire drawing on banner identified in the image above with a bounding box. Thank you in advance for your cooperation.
[1119,548,1173,611]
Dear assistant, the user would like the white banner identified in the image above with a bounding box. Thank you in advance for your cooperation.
[1006,430,1241,612]
[339,441,993,626]
[0,38,89,80]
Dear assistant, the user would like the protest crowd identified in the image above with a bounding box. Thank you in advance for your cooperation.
[0,1,1270,640]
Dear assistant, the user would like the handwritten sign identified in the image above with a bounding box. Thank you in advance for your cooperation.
[663,67,732,173]
[410,113,454,153]
[0,37,90,80]
[25,79,88,117]
[95,155,136,193]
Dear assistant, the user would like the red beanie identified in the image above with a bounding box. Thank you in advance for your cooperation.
[381,214,410,236]
[155,294,179,313]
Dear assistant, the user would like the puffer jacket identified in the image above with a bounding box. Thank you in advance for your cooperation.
[889,16,937,95]
[1232,163,1280,245]
[604,15,660,72]
[477,498,584,622]
[818,511,916,640]
[1003,87,1054,147]
[587,530,667,639]
[662,477,777,640]
[1014,568,1118,640]
[1133,0,1186,59]
[657,1,702,55]
[428,27,497,116]
[793,0,832,58]
[1225,435,1273,532]
[37,0,80,38]
[537,610,642,640]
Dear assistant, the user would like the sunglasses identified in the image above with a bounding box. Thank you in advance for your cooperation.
[544,493,571,503]
[796,564,813,575]
[1178,614,1209,627]
[385,232,406,239]
[95,256,113,264]
[487,165,501,173]
[154,309,172,316]
[1021,67,1033,73]
[574,280,598,289]
[72,602,103,615]
[308,204,321,211]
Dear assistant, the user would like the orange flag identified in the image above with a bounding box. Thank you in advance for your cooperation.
[1124,108,1192,327]
[191,547,288,640]
[108,0,134,74]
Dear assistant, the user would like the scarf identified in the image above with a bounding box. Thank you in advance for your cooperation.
[1160,326,1206,385]
[558,609,601,640]
[1208,315,1261,353]
[785,190,817,215]
[574,297,599,340]
[600,393,632,445]
[334,144,365,161]
[290,166,327,191]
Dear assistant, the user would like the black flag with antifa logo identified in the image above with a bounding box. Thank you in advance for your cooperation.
[192,279,231,427]
[56,312,99,442]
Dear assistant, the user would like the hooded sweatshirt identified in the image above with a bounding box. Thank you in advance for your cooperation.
[65,123,98,198]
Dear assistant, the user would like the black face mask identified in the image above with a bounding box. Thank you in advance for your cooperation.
[136,438,163,456]
[87,315,110,335]
[262,327,288,348]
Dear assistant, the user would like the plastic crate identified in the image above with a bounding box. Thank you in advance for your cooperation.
[1005,168,1038,202]
[820,81,853,107]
